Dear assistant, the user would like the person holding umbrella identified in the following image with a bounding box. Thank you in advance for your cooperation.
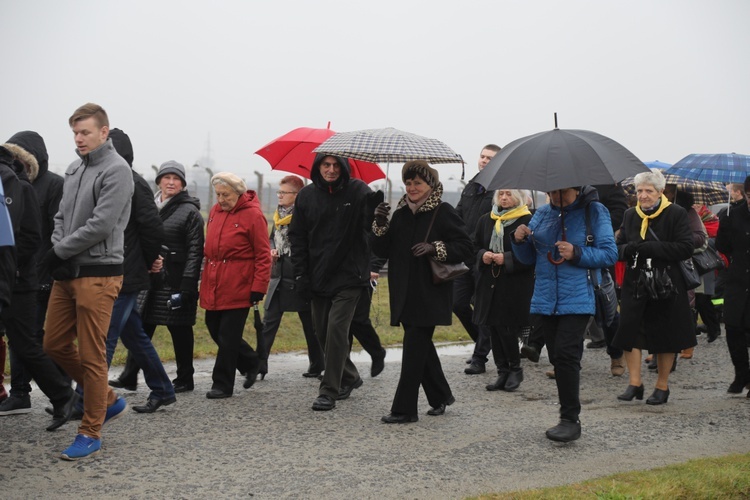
[200,172,271,399]
[372,161,473,423]
[512,186,617,442]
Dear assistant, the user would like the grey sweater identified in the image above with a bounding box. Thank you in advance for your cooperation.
[52,138,133,273]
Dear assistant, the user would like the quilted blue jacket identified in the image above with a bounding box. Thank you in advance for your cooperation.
[512,187,618,316]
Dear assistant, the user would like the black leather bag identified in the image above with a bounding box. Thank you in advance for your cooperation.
[424,204,469,285]
[647,227,700,291]
[692,245,725,275]
[591,268,618,327]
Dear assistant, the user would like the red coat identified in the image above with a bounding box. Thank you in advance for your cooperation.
[200,190,271,311]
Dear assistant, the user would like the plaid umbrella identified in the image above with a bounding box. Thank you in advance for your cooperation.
[665,153,750,183]
[623,169,728,206]
[313,127,464,165]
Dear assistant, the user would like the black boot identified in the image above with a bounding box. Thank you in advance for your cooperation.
[110,350,139,390]
[504,366,524,392]
[485,372,509,391]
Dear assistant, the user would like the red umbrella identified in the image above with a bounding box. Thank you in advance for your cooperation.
[255,124,386,184]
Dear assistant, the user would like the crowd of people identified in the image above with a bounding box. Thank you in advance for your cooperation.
[1,102,749,460]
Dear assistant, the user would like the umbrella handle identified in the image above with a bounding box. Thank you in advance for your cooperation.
[547,252,565,265]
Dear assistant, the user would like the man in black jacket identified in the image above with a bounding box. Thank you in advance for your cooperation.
[455,145,500,374]
[289,154,383,411]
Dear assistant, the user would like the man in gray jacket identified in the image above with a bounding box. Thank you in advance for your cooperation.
[42,103,133,460]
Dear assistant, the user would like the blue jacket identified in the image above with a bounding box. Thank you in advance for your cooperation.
[512,186,617,316]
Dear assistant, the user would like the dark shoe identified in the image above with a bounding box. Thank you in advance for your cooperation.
[696,324,708,335]
[464,361,486,375]
[381,413,418,423]
[133,396,176,413]
[707,330,721,343]
[503,369,524,392]
[727,377,750,394]
[46,392,81,432]
[0,395,32,415]
[108,378,137,391]
[546,419,581,442]
[586,340,607,349]
[426,395,455,416]
[371,351,386,378]
[312,394,335,411]
[486,373,509,391]
[617,384,645,401]
[520,344,540,363]
[303,366,323,378]
[465,357,473,364]
[206,389,232,399]
[337,377,363,400]
[646,387,670,405]
[173,383,194,393]
[243,364,261,389]
[647,357,658,370]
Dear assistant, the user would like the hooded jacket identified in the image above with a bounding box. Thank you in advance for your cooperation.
[107,128,165,293]
[200,190,271,310]
[0,148,24,306]
[53,138,133,275]
[288,154,382,297]
[3,131,63,286]
[7,153,42,292]
[512,186,618,316]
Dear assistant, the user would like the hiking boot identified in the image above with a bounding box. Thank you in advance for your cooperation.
[0,395,31,416]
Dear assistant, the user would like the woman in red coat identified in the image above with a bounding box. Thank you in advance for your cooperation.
[200,172,271,399]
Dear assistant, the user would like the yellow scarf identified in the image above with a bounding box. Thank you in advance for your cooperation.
[491,205,532,235]
[273,210,293,229]
[635,194,671,239]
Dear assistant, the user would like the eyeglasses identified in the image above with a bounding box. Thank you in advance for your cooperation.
[277,191,298,196]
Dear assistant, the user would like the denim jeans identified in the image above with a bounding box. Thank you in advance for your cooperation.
[75,291,174,404]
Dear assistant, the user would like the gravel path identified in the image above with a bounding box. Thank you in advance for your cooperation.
[2,329,749,499]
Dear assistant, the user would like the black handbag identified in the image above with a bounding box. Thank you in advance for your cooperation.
[424,204,469,285]
[647,228,700,291]
[583,203,618,327]
[692,245,725,275]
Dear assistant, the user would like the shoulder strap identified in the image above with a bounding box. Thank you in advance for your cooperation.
[423,203,442,243]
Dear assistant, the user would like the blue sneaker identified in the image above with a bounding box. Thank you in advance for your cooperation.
[60,434,101,460]
[104,396,128,425]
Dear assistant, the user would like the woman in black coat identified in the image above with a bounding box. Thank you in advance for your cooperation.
[613,169,695,405]
[372,161,472,423]
[473,189,534,392]
[715,175,750,395]
[112,161,205,393]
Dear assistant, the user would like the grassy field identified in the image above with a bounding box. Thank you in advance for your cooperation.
[110,277,472,366]
[473,453,750,499]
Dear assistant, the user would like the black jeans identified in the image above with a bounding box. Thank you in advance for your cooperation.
[489,324,521,373]
[2,291,72,404]
[452,272,490,364]
[725,324,750,381]
[695,293,721,336]
[259,306,323,374]
[349,287,385,360]
[540,314,590,423]
[391,324,452,417]
[205,308,257,394]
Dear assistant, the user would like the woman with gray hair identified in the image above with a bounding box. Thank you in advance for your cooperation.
[612,168,695,405]
[472,189,534,392]
[199,172,271,399]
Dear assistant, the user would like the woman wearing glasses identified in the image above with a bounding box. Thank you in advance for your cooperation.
[257,176,324,379]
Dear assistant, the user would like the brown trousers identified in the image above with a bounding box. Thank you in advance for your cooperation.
[43,276,122,439]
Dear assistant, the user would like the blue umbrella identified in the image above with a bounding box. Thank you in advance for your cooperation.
[665,153,750,183]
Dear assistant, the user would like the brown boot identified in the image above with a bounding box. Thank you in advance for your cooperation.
[680,347,694,359]
[545,368,556,379]
[610,357,626,377]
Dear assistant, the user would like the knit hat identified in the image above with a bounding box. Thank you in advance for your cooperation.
[155,160,186,187]
[402,160,439,189]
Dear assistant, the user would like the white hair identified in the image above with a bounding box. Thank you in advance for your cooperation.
[634,168,666,192]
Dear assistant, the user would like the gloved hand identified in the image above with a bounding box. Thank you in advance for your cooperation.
[180,290,197,305]
[374,202,391,226]
[411,242,436,257]
[621,242,638,259]
[250,292,265,304]
[636,241,660,257]
[294,275,312,301]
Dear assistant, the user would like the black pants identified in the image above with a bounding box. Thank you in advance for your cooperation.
[695,293,721,336]
[119,323,195,387]
[391,324,452,417]
[489,324,521,373]
[348,287,385,359]
[726,324,750,381]
[1,291,72,404]
[540,314,589,423]
[205,308,257,394]
[259,305,323,373]
[452,272,490,364]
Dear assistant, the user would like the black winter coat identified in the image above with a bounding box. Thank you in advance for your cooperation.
[121,172,164,293]
[372,187,473,327]
[613,203,696,352]
[143,191,204,326]
[715,201,750,329]
[10,158,42,293]
[472,212,534,327]
[265,225,309,312]
[0,150,23,306]
[455,179,494,265]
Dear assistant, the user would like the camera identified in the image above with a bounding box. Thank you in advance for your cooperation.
[167,292,183,310]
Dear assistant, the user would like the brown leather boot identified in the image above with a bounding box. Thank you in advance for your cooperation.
[680,347,695,359]
[610,357,626,376]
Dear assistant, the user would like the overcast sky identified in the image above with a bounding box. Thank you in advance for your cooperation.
[2,0,748,194]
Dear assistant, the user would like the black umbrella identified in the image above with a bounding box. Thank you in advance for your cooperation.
[474,116,649,264]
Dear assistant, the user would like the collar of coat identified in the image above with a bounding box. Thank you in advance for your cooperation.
[396,182,444,213]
